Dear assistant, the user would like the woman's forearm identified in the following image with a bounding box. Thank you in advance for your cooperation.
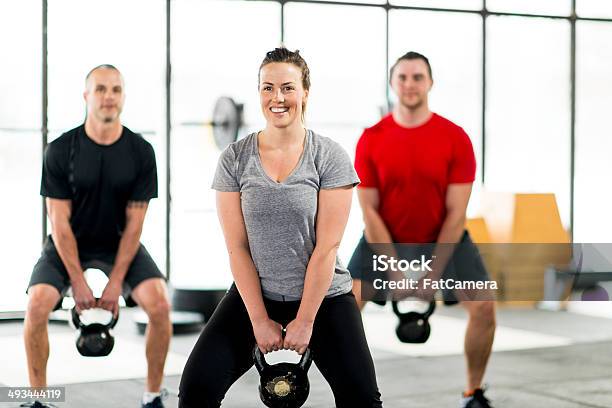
[229,246,269,324]
[297,245,337,323]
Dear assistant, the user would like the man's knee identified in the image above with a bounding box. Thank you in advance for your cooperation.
[26,284,60,325]
[145,298,171,324]
[139,287,171,324]
[132,279,171,323]
[466,301,496,328]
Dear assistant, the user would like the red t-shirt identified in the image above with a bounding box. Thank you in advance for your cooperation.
[355,113,476,243]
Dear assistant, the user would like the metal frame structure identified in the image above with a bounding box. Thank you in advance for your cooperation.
[254,0,612,242]
[166,0,172,278]
[42,0,48,241]
[26,0,612,284]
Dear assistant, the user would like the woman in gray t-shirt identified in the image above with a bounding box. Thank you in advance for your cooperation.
[178,48,383,408]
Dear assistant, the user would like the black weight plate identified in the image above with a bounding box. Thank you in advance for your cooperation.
[212,96,242,149]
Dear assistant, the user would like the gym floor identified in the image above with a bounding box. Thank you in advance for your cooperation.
[1,303,612,408]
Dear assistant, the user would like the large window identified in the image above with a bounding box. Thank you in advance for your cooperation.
[284,3,387,261]
[2,0,612,313]
[487,0,571,16]
[574,21,612,242]
[170,0,281,288]
[577,1,612,19]
[390,0,482,10]
[47,0,167,273]
[0,1,41,312]
[389,9,483,214]
[485,16,571,228]
[0,130,42,312]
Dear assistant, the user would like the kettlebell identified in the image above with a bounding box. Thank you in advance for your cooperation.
[392,300,436,343]
[70,301,119,357]
[253,346,312,408]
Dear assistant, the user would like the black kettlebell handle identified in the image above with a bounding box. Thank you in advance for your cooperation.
[299,348,312,372]
[253,346,312,374]
[71,298,119,329]
[253,345,269,373]
[392,300,436,319]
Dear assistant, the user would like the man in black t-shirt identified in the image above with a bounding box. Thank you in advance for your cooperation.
[25,65,171,408]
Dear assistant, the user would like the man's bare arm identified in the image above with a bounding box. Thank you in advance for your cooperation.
[429,183,473,280]
[110,201,149,282]
[46,197,95,311]
[357,187,394,245]
[97,201,149,315]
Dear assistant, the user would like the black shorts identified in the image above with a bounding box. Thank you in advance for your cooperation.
[28,237,165,308]
[348,231,490,305]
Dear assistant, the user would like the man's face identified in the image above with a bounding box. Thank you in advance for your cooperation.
[84,68,125,124]
[390,59,433,110]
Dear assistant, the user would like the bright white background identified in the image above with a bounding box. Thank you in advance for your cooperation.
[1,0,611,312]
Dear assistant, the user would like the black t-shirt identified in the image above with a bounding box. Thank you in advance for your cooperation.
[41,124,158,253]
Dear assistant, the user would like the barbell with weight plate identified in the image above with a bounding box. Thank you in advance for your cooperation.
[181,96,244,150]
[183,96,383,150]
[212,96,243,150]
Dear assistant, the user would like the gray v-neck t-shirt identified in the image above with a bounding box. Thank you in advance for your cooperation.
[212,130,360,300]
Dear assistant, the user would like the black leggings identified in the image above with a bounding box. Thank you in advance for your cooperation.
[178,285,383,408]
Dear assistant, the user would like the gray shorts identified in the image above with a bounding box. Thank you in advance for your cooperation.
[28,237,165,309]
[348,231,490,305]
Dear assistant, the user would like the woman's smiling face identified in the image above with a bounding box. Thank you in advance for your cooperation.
[259,62,308,129]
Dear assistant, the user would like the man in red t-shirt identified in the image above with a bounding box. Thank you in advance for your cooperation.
[349,52,496,408]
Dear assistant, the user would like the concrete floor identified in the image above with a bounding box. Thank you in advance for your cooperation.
[1,303,612,408]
